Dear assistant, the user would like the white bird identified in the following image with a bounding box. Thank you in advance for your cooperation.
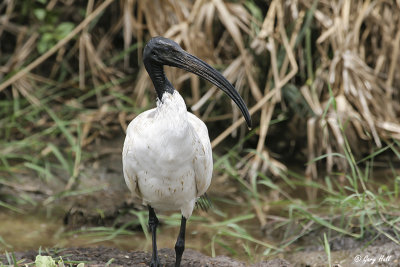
[122,36,251,267]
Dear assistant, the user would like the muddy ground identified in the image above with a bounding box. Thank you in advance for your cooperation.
[0,247,291,266]
[2,242,400,266]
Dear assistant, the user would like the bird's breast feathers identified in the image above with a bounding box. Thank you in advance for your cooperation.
[122,91,213,213]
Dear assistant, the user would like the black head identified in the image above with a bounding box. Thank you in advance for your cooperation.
[143,37,184,67]
[143,36,252,128]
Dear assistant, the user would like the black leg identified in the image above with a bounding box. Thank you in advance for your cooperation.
[148,206,160,267]
[174,216,187,267]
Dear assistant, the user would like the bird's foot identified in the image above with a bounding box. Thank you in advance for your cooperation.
[174,237,185,267]
[174,257,182,267]
[150,257,161,267]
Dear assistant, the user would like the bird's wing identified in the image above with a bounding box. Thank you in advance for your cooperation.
[122,131,141,199]
[122,109,156,199]
[188,113,213,197]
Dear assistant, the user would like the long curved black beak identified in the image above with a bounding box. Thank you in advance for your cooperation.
[167,50,252,129]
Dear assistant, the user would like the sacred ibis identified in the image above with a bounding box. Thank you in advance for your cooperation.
[122,36,251,267]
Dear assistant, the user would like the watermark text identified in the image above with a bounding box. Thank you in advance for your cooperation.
[353,254,392,264]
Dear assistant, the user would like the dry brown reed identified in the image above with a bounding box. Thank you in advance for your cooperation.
[1,0,400,182]
[303,0,400,179]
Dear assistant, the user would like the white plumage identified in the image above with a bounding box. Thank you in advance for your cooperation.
[122,91,212,218]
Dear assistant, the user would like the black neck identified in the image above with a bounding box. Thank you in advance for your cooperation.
[144,61,174,101]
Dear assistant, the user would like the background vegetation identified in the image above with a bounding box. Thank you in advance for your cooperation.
[1,0,400,264]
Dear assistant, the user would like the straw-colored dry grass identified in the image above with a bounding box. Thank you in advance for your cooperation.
[303,0,400,179]
[1,0,400,188]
